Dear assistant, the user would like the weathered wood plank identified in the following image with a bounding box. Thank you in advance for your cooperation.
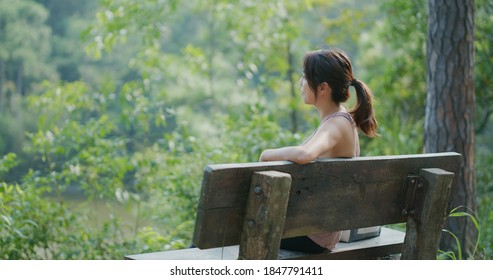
[281,227,405,260]
[193,208,244,248]
[198,153,461,209]
[401,168,455,259]
[126,228,405,260]
[124,245,239,260]
[193,152,461,249]
[239,171,292,260]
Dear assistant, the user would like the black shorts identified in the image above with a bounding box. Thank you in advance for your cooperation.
[280,236,326,253]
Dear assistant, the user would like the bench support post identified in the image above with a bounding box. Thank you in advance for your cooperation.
[239,171,292,260]
[401,168,454,259]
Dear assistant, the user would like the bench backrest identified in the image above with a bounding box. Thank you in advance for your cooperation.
[193,152,462,252]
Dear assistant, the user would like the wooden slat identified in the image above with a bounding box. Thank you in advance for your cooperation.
[124,246,239,260]
[239,171,292,260]
[401,168,455,259]
[125,228,405,260]
[280,227,405,260]
[193,152,461,249]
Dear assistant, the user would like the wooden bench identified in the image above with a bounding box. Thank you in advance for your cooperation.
[125,152,461,260]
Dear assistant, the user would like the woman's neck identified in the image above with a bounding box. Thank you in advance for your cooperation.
[318,104,345,120]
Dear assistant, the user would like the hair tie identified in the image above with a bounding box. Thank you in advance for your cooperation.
[350,79,357,86]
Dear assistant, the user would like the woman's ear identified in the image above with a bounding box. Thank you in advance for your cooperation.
[318,82,331,95]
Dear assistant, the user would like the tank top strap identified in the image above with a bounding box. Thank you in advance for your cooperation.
[321,111,355,126]
[321,111,360,157]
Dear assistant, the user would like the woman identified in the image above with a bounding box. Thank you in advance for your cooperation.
[259,49,378,253]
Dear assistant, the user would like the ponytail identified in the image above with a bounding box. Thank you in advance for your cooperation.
[302,49,378,137]
[350,79,378,137]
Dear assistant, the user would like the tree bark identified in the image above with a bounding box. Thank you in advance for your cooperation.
[425,0,477,258]
[287,42,298,134]
[0,60,4,112]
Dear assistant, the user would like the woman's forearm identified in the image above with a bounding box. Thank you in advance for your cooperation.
[259,146,314,164]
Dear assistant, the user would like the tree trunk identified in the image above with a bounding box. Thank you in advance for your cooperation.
[207,3,216,112]
[287,42,298,134]
[0,60,4,112]
[16,64,23,96]
[425,0,477,258]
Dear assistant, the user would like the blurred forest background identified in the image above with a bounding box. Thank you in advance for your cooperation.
[0,0,491,259]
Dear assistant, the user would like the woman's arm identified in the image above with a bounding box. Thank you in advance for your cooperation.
[259,146,315,164]
[259,121,343,164]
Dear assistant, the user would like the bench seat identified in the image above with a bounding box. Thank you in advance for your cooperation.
[125,227,405,260]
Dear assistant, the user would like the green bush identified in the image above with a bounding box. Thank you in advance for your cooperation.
[476,149,493,258]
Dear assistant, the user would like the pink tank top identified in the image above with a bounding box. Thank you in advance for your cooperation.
[303,112,359,156]
[306,111,359,250]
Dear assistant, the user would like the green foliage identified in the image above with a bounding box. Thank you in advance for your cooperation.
[0,153,18,177]
[0,79,190,258]
[476,150,493,258]
[474,0,493,133]
[357,0,427,156]
[1,156,85,259]
[438,206,481,260]
[0,113,26,155]
[220,104,301,162]
[83,0,180,60]
[0,0,492,260]
[0,0,57,95]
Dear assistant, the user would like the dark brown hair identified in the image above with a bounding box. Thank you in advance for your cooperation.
[303,49,378,137]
